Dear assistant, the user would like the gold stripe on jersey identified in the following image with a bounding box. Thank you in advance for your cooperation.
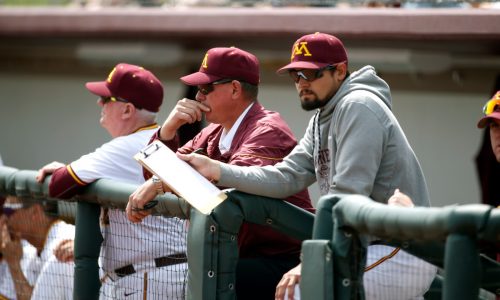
[67,165,87,186]
[0,293,9,300]
[364,247,401,272]
[133,123,159,133]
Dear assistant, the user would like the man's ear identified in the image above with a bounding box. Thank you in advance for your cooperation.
[231,80,242,99]
[336,63,348,81]
[122,103,136,120]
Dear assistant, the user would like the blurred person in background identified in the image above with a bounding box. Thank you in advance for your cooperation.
[36,63,188,300]
[0,196,74,300]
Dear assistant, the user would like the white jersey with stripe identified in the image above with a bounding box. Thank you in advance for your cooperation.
[69,125,187,271]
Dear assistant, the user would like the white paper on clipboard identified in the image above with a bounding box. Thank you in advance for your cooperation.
[134,140,227,215]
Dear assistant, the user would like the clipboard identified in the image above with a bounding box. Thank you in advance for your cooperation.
[134,140,227,215]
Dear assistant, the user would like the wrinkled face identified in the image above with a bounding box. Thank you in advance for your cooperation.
[195,80,236,126]
[490,119,500,162]
[97,97,127,137]
[289,65,343,111]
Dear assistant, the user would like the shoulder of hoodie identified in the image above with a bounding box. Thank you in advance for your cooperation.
[334,89,394,128]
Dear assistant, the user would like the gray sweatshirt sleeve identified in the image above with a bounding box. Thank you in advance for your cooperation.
[219,121,317,199]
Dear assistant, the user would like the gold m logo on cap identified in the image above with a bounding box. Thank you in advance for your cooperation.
[201,53,209,69]
[107,67,117,83]
[291,42,312,60]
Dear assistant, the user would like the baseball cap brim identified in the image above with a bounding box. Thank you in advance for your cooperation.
[477,112,500,128]
[276,61,331,74]
[85,81,112,97]
[180,72,223,86]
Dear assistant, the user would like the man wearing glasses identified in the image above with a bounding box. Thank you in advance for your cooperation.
[35,63,188,299]
[173,33,437,299]
[127,47,314,300]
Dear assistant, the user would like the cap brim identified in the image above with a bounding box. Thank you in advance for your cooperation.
[85,81,112,97]
[276,61,331,74]
[477,112,500,128]
[180,72,223,86]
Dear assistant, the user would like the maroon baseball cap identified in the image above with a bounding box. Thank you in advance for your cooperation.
[477,91,500,128]
[180,47,260,86]
[277,32,348,74]
[85,63,164,112]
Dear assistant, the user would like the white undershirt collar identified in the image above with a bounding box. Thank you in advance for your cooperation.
[219,102,254,154]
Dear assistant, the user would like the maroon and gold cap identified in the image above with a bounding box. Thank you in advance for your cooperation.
[85,63,164,112]
[477,91,500,128]
[277,32,348,74]
[181,47,260,86]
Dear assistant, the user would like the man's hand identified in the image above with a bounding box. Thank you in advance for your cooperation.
[36,161,65,183]
[53,239,74,263]
[159,98,210,141]
[0,216,22,265]
[388,188,415,208]
[177,152,221,183]
[275,263,301,300]
[126,179,158,223]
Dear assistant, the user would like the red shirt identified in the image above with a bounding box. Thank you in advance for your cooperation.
[151,102,314,258]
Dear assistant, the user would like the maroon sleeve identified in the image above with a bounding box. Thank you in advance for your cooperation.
[48,166,87,199]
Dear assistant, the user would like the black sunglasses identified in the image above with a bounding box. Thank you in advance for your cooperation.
[289,65,337,83]
[197,79,234,96]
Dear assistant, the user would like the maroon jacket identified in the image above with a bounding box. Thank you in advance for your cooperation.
[151,102,314,258]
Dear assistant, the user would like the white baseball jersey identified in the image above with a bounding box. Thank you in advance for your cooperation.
[68,125,187,271]
[30,221,75,300]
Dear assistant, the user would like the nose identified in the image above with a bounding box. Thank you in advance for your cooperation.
[296,76,310,87]
[195,91,205,102]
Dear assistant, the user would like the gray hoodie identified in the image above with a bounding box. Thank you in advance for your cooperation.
[219,65,430,207]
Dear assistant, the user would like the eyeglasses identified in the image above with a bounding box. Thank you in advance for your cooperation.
[289,65,337,83]
[2,202,25,217]
[100,96,142,110]
[197,79,234,96]
[100,96,130,105]
[482,92,500,115]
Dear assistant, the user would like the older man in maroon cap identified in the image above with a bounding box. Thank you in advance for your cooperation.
[36,63,188,299]
[127,47,314,300]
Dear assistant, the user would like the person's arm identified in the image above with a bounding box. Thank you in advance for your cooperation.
[36,161,86,199]
[179,120,317,199]
[1,220,32,300]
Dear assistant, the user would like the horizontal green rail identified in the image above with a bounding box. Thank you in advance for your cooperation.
[0,166,190,218]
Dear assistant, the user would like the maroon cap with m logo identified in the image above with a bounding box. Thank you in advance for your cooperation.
[277,32,348,74]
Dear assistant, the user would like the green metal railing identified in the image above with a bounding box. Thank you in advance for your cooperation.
[303,194,500,300]
[2,166,499,299]
[0,166,189,299]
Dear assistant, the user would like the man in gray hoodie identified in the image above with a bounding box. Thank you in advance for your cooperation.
[175,32,436,299]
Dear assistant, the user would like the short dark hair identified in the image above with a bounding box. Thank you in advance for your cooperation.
[240,81,258,101]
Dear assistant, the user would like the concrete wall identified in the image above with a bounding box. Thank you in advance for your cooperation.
[0,66,489,207]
